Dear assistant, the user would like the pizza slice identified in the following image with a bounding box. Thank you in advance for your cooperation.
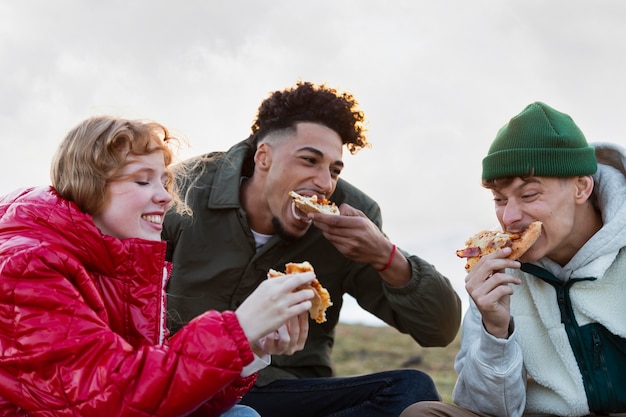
[289,191,340,216]
[456,221,542,272]
[267,261,333,324]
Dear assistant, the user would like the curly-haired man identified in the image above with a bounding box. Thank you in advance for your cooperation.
[163,81,462,417]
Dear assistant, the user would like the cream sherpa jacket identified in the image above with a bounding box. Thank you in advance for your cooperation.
[452,142,626,417]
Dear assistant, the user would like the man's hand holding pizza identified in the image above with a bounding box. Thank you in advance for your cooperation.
[307,203,411,288]
[456,221,542,339]
[464,248,521,339]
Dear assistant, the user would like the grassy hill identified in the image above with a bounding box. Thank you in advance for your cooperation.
[332,322,461,403]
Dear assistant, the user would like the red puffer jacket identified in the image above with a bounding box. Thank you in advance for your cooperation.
[0,187,256,417]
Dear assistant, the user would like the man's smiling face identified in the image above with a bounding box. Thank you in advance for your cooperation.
[257,122,344,240]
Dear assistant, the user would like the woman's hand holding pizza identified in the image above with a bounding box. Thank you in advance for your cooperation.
[255,312,310,356]
[235,272,315,353]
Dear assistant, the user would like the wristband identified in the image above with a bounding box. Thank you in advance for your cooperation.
[377,244,397,272]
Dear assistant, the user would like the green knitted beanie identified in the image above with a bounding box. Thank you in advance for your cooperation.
[481,102,597,181]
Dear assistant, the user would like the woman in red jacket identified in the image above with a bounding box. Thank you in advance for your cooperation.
[0,116,315,417]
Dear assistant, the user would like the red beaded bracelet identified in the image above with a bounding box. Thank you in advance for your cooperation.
[377,244,397,272]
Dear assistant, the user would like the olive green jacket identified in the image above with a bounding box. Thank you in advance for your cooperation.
[163,139,461,386]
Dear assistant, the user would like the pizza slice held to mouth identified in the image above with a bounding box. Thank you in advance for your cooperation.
[267,261,333,324]
[455,221,542,272]
[289,191,340,216]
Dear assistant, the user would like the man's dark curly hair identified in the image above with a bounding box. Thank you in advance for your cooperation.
[247,81,369,154]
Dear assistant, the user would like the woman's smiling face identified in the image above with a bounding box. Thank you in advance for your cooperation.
[92,151,172,241]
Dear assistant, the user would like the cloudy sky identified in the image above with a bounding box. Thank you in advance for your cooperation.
[2,0,626,325]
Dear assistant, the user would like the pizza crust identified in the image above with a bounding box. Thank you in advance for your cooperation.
[509,221,542,260]
[267,261,333,324]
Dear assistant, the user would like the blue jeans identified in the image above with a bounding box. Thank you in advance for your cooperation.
[239,369,440,417]
[220,404,261,417]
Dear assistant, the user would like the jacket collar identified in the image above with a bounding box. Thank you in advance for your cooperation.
[207,140,255,209]
[1,186,167,277]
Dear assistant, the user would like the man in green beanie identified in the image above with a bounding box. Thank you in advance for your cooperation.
[401,102,626,417]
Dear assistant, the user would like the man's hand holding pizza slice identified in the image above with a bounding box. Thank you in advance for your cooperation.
[456,221,542,339]
[291,191,412,288]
